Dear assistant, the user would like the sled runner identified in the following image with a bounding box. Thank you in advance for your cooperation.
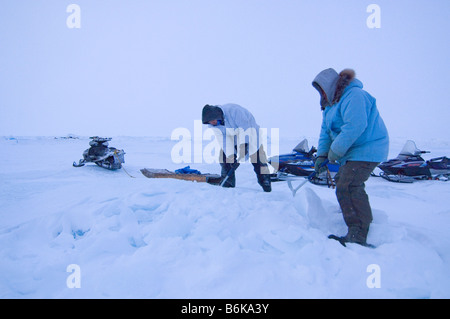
[374,140,450,183]
[268,139,339,194]
[275,159,331,197]
[141,167,222,185]
[269,139,339,179]
[73,136,125,170]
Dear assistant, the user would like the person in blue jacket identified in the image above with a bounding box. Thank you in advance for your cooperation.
[312,68,389,246]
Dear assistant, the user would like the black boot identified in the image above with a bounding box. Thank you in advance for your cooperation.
[329,225,373,247]
[220,150,239,188]
[252,157,271,192]
[257,174,272,192]
[220,163,237,188]
[343,225,369,245]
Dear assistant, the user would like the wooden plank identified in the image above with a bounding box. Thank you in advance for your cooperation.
[140,168,222,185]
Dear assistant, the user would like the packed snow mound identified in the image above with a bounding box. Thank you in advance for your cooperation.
[0,136,449,298]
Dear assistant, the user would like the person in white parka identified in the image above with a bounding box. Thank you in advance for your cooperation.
[202,103,272,192]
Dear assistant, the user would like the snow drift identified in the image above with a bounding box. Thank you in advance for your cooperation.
[0,136,449,298]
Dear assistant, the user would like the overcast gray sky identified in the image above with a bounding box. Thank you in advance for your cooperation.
[1,0,449,141]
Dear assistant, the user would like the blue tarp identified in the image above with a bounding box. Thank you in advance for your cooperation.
[175,166,202,175]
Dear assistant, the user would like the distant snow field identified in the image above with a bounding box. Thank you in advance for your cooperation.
[1,136,449,298]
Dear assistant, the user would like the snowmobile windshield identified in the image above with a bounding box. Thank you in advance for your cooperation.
[398,140,423,158]
[293,139,309,153]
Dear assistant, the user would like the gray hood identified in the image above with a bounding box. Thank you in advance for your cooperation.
[312,68,339,109]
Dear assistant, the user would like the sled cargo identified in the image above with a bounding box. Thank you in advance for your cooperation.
[141,168,222,185]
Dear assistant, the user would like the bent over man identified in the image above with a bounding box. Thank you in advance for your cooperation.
[202,103,271,192]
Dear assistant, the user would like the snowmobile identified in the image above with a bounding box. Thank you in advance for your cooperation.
[268,139,340,188]
[374,140,450,183]
[73,136,125,170]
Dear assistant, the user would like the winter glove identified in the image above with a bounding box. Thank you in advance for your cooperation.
[314,156,328,174]
[327,149,341,163]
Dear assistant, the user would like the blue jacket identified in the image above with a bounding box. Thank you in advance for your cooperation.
[317,79,389,165]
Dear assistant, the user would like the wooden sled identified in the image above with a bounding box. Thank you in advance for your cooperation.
[140,168,222,185]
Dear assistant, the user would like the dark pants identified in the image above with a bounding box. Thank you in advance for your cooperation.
[334,161,379,231]
[220,145,270,188]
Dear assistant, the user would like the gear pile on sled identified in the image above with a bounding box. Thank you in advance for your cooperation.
[73,136,125,170]
[268,139,339,187]
[374,140,450,183]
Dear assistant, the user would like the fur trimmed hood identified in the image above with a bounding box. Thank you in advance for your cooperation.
[312,68,357,110]
[332,69,356,105]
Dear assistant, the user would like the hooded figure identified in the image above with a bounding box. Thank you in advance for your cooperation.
[202,103,271,192]
[312,68,389,247]
[312,68,339,110]
[312,68,389,164]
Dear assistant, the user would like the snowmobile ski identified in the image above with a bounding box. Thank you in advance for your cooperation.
[375,140,450,183]
[141,168,222,185]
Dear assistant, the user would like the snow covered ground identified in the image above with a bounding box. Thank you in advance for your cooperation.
[1,135,449,299]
